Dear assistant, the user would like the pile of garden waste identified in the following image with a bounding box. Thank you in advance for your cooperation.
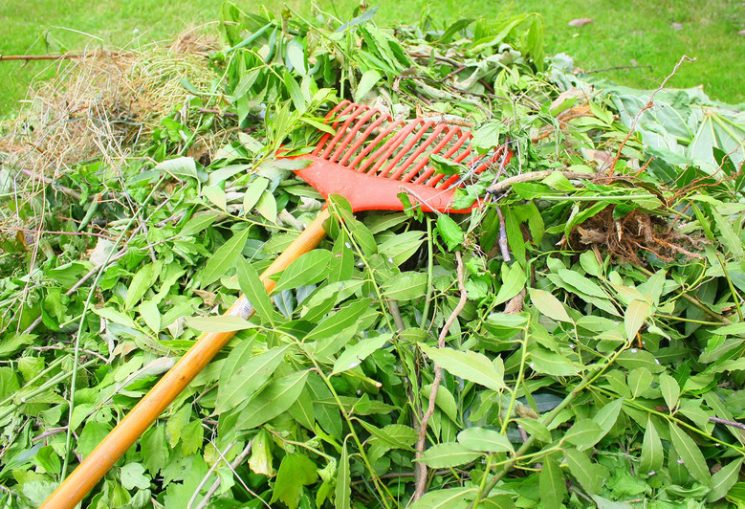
[1,4,744,508]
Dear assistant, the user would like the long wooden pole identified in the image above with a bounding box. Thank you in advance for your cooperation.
[40,208,331,509]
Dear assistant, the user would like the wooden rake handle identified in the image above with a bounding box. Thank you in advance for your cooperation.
[41,208,332,509]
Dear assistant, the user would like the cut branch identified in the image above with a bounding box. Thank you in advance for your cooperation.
[487,170,593,195]
[413,251,468,501]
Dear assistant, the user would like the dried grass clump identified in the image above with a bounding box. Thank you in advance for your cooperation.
[572,206,704,264]
[0,30,217,184]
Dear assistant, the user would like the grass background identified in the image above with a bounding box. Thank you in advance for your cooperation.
[1,0,743,113]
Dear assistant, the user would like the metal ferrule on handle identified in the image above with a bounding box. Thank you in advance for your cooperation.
[41,208,331,509]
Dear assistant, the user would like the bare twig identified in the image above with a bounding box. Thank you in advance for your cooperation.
[413,251,468,501]
[19,169,82,199]
[496,207,511,262]
[0,51,123,62]
[582,64,654,75]
[709,417,745,432]
[608,55,693,176]
[487,170,592,195]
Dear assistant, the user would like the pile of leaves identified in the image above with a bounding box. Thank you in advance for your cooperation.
[1,4,744,508]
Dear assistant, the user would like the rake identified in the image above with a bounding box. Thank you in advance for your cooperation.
[41,100,510,508]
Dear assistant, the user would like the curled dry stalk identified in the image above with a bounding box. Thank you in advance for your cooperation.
[413,250,468,501]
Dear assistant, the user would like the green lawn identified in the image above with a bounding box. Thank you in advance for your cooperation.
[1,0,743,113]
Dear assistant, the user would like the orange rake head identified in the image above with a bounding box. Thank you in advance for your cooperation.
[290,100,511,213]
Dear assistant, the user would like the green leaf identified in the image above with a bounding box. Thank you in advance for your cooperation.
[436,215,465,251]
[516,418,552,443]
[200,228,250,287]
[418,442,481,468]
[707,458,743,502]
[382,271,428,301]
[494,262,526,305]
[409,487,478,509]
[659,373,680,411]
[271,454,318,509]
[564,448,601,494]
[305,299,370,342]
[639,418,663,474]
[628,367,652,398]
[333,334,391,374]
[564,419,603,451]
[457,427,514,453]
[668,422,712,486]
[593,399,623,437]
[243,177,270,212]
[529,348,581,376]
[255,190,278,222]
[141,426,169,476]
[557,269,609,299]
[529,288,572,323]
[138,300,160,333]
[430,154,466,176]
[125,262,160,309]
[354,69,382,103]
[203,185,227,211]
[236,258,282,325]
[155,156,198,180]
[238,370,309,430]
[120,463,150,490]
[286,39,306,75]
[216,345,291,413]
[335,442,351,509]
[624,299,651,340]
[273,250,333,293]
[420,344,505,391]
[539,453,566,509]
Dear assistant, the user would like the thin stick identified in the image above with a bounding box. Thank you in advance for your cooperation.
[487,170,592,195]
[496,207,511,262]
[0,51,123,62]
[608,55,693,176]
[413,251,468,501]
[710,417,745,432]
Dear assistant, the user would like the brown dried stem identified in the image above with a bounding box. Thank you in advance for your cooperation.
[413,251,468,501]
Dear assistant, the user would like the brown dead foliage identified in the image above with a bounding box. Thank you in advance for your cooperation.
[570,206,704,264]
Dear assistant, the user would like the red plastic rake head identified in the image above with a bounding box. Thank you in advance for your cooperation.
[291,100,510,213]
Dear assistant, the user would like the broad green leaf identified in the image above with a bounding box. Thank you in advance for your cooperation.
[495,263,526,305]
[92,307,138,329]
[564,448,601,494]
[238,370,309,430]
[529,288,572,323]
[273,250,333,293]
[304,299,370,342]
[628,367,652,398]
[271,454,318,509]
[712,322,745,336]
[155,156,198,180]
[243,177,270,213]
[141,426,169,475]
[707,458,743,502]
[529,348,581,376]
[354,69,381,103]
[557,269,609,299]
[382,271,427,301]
[185,315,254,333]
[563,419,603,451]
[639,418,663,473]
[539,453,566,509]
[255,190,277,223]
[516,418,552,443]
[360,422,418,450]
[593,399,623,437]
[286,39,306,75]
[120,463,150,490]
[333,334,391,374]
[216,345,291,413]
[138,300,160,333]
[335,442,351,509]
[668,422,712,486]
[457,427,514,453]
[125,262,160,309]
[616,349,664,373]
[200,228,250,287]
[409,487,478,509]
[236,259,282,325]
[203,185,227,211]
[378,230,425,266]
[624,299,651,340]
[420,344,505,391]
[437,215,465,251]
[418,442,481,468]
[659,373,680,411]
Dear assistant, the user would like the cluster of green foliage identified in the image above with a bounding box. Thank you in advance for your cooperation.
[1,4,744,508]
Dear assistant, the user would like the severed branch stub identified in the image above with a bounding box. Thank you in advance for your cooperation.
[413,251,468,501]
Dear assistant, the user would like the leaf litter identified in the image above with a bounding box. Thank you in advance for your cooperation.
[1,4,745,509]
